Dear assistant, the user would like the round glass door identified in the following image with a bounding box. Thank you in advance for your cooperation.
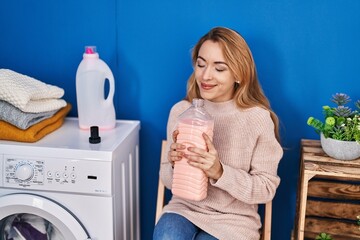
[0,194,90,240]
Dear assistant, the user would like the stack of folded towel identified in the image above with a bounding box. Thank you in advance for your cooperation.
[0,69,71,142]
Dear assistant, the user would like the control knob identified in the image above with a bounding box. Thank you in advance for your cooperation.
[15,163,34,181]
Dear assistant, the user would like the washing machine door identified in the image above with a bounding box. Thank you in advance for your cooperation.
[0,194,91,240]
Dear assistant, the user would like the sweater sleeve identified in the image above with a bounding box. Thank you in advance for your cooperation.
[211,109,283,204]
[159,101,191,189]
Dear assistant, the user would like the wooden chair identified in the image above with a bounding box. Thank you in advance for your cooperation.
[155,140,272,240]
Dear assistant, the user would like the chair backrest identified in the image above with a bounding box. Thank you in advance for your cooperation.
[155,140,272,240]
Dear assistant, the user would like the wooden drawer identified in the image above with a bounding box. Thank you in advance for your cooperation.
[303,178,360,239]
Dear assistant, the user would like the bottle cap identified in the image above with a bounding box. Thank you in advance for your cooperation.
[85,46,97,54]
[192,98,204,107]
[89,126,101,144]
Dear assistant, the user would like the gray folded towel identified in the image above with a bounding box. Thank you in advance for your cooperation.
[0,100,57,130]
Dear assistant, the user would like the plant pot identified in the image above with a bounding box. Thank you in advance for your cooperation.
[320,133,360,160]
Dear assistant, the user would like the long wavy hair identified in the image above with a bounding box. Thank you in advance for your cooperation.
[185,27,280,142]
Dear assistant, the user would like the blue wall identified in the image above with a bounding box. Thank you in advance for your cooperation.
[1,0,360,239]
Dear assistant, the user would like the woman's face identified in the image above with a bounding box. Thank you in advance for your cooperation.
[194,40,236,102]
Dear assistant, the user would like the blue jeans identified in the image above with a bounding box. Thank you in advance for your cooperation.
[153,213,218,240]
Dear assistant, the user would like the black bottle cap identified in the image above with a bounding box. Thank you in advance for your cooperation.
[89,126,101,144]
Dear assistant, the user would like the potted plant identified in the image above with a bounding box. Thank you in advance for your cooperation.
[307,93,360,160]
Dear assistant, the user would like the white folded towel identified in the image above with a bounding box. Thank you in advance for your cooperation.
[0,69,67,113]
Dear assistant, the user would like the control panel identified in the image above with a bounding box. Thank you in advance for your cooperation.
[5,158,45,186]
[2,155,112,195]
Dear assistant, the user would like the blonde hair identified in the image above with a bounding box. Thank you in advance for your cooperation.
[185,27,281,142]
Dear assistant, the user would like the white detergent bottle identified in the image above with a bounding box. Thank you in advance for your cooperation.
[172,98,214,201]
[76,46,116,130]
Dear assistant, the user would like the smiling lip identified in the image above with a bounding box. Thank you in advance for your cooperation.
[201,82,216,90]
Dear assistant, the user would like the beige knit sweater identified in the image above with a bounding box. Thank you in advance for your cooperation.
[160,99,283,240]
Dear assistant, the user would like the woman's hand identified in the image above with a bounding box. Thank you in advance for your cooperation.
[185,133,223,180]
[167,130,185,167]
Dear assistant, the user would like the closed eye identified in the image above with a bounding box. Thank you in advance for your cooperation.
[196,57,206,68]
[196,58,206,68]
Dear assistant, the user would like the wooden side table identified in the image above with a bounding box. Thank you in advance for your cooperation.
[294,139,360,240]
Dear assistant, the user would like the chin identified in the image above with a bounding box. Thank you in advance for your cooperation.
[199,93,212,101]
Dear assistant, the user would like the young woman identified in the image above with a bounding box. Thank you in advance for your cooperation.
[153,27,283,240]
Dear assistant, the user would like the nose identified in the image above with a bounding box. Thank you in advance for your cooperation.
[202,66,212,80]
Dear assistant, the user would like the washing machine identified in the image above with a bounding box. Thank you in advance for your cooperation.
[0,117,140,240]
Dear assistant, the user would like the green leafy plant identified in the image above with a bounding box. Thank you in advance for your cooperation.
[307,93,360,143]
[315,232,332,240]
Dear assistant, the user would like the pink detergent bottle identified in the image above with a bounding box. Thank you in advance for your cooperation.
[76,46,116,130]
[172,98,214,201]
